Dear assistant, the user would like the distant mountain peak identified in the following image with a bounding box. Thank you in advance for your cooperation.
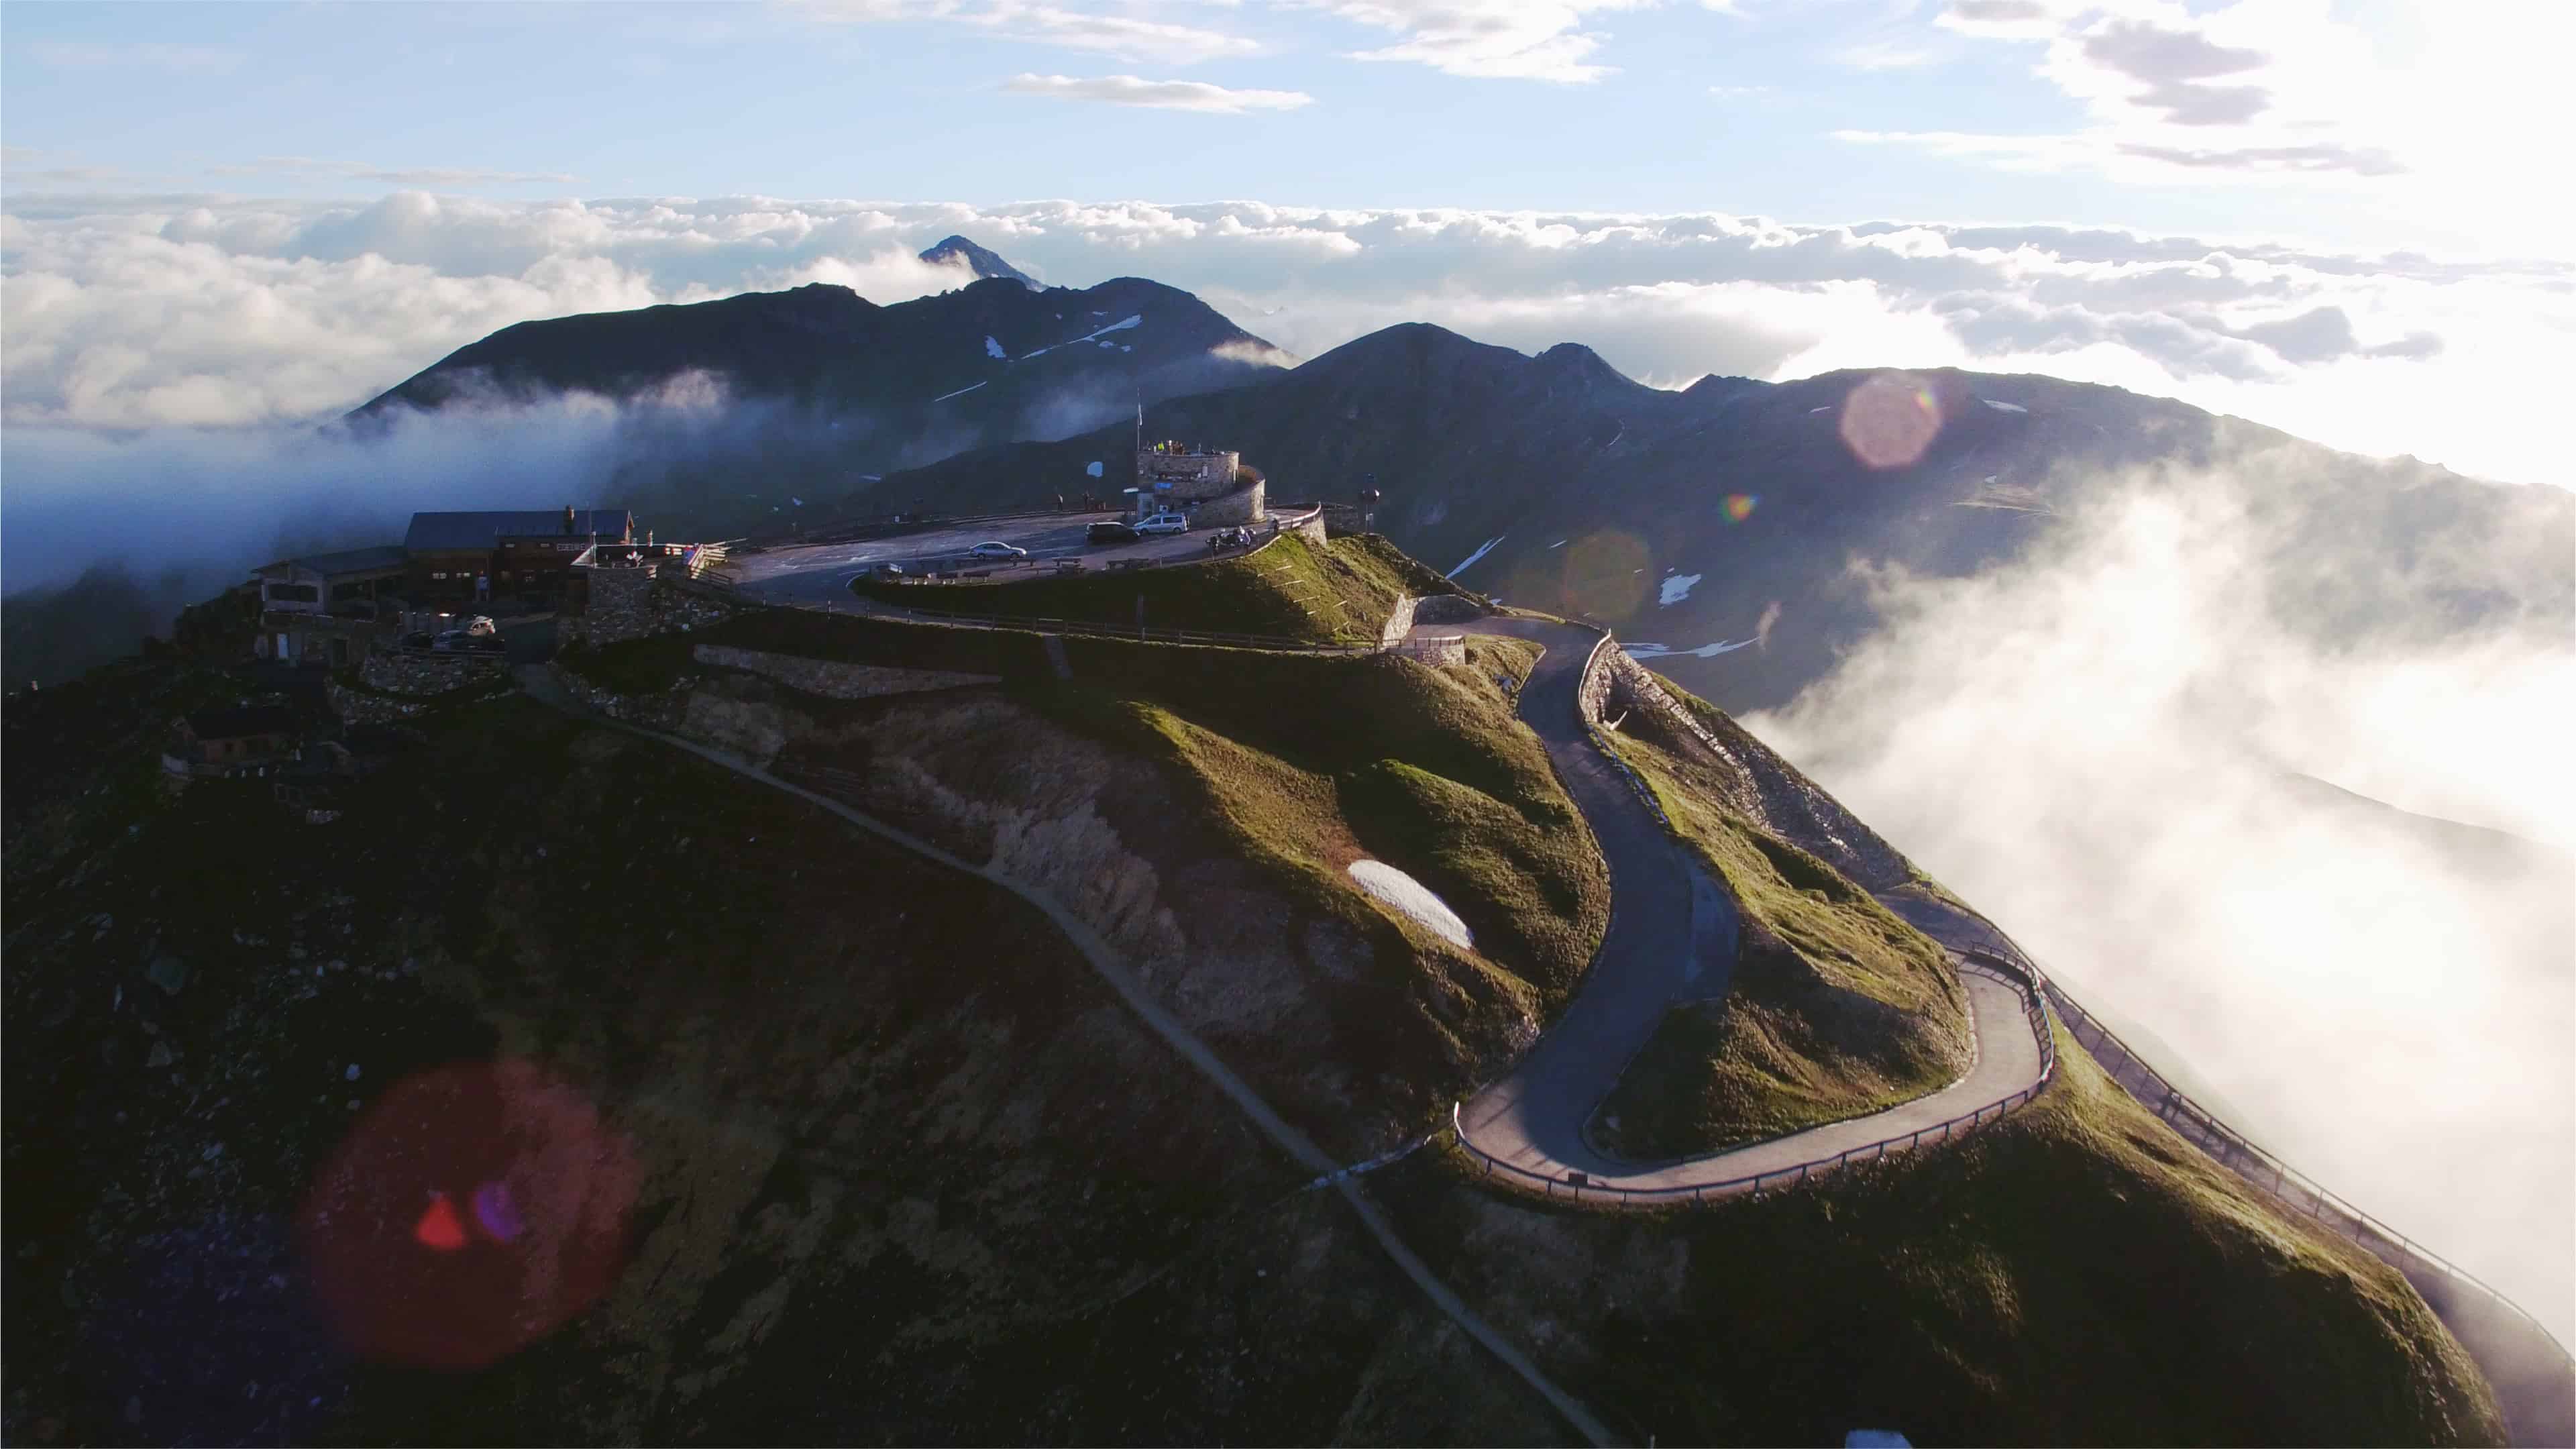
[919,235,1040,290]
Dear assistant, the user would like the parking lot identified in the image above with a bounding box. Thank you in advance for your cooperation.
[727,510,1281,606]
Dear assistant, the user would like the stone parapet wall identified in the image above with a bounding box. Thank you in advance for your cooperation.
[1580,643,1741,767]
[1385,634,1467,666]
[1269,504,1329,547]
[692,646,999,700]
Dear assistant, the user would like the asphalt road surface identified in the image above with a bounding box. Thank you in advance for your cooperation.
[1427,614,2049,1193]
[729,511,1252,606]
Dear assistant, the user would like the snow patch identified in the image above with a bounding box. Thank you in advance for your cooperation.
[984,335,1006,360]
[1659,572,1703,606]
[1085,460,1104,478]
[1624,639,1755,660]
[1348,861,1473,950]
[1981,398,2028,413]
[1809,405,1833,414]
[930,380,987,402]
[1020,313,1142,360]
[791,496,803,507]
[1450,536,1505,577]
[1548,539,1567,549]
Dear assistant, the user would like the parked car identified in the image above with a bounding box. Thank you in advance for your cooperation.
[1086,521,1140,544]
[967,541,1028,559]
[1134,512,1191,536]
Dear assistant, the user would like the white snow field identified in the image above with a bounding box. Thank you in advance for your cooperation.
[1347,861,1474,950]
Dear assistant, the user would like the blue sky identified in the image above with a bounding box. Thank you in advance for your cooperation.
[3,1,2567,488]
[0,0,2526,254]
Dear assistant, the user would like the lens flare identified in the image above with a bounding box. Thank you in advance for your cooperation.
[299,1059,638,1369]
[1837,372,1945,470]
[413,1193,468,1252]
[1722,493,1759,523]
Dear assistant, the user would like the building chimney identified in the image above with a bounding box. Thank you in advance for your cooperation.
[562,505,576,535]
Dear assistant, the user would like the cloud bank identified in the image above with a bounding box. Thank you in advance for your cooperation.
[5,193,2566,488]
[1002,73,1315,112]
[1743,460,2575,1346]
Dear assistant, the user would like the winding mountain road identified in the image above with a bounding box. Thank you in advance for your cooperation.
[1423,616,2050,1195]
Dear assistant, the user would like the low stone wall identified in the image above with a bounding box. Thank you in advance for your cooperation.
[692,646,999,700]
[566,568,738,647]
[1385,634,1468,666]
[360,650,504,697]
[1581,643,1741,767]
[1377,594,1421,649]
[1578,632,1618,722]
[1269,504,1330,548]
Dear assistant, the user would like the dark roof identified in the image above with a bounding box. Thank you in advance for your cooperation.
[258,545,409,577]
[405,509,631,551]
[184,705,301,740]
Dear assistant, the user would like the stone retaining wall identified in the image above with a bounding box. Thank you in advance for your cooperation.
[1377,594,1421,649]
[360,650,504,697]
[328,680,428,725]
[691,646,999,700]
[566,567,738,647]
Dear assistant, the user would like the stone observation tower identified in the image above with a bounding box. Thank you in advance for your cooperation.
[1134,441,1263,527]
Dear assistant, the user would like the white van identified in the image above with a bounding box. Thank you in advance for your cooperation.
[1134,512,1191,535]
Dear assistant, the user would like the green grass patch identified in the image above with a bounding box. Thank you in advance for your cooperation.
[851,532,1446,646]
[1592,728,1974,1156]
[1034,633,1607,1010]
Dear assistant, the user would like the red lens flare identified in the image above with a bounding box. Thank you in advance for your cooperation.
[413,1193,469,1252]
[299,1060,639,1369]
[1721,493,1759,523]
[1837,373,1945,470]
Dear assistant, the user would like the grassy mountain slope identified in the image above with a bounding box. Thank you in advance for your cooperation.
[0,679,1571,1445]
[3,539,2512,1443]
[1383,1023,2505,1446]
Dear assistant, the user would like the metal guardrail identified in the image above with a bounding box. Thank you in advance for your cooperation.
[1450,956,2059,1205]
[2010,945,2573,1362]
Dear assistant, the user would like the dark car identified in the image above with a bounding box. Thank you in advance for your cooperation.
[1087,521,1140,544]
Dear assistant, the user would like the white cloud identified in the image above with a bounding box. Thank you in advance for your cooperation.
[1315,0,1652,80]
[1003,72,1314,111]
[796,0,1261,63]
[205,158,580,186]
[1886,0,2576,245]
[2,193,2567,485]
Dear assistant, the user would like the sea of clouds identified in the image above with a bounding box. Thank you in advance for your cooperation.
[1746,458,2574,1346]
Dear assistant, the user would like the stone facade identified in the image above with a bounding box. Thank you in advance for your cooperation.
[690,646,999,700]
[564,567,737,647]
[1185,476,1266,528]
